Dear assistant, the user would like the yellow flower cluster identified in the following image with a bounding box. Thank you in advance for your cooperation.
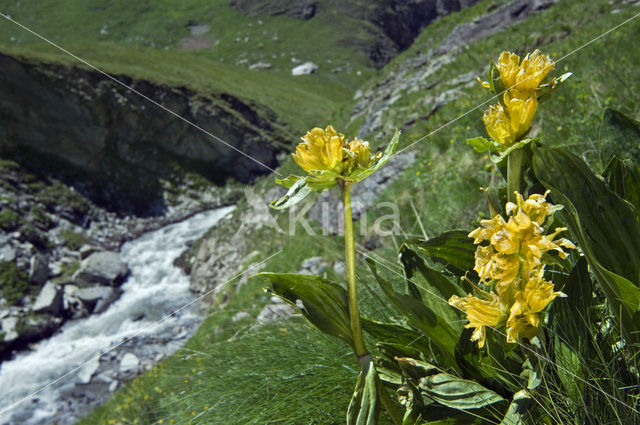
[449,192,575,347]
[480,50,554,147]
[292,125,374,176]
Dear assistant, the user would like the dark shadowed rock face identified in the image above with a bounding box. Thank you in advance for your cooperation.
[229,0,478,68]
[0,54,287,215]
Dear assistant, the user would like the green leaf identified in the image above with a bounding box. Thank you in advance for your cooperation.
[603,157,640,215]
[397,358,505,410]
[490,138,535,164]
[599,108,640,164]
[399,245,466,301]
[403,230,476,276]
[366,259,460,370]
[466,137,493,153]
[348,129,400,182]
[499,390,532,425]
[255,272,354,348]
[270,178,313,210]
[532,143,640,342]
[347,359,380,425]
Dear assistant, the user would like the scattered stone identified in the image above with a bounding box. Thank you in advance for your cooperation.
[0,244,16,262]
[291,62,318,76]
[119,352,139,373]
[232,311,250,322]
[1,316,19,341]
[73,251,130,287]
[75,286,123,314]
[188,23,211,36]
[299,257,329,275]
[29,253,49,286]
[256,303,296,323]
[32,282,63,315]
[79,244,99,260]
[248,61,272,71]
[333,261,346,276]
[77,358,100,384]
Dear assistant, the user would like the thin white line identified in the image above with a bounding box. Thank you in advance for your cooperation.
[357,248,640,415]
[0,13,283,177]
[0,249,283,416]
[394,8,640,156]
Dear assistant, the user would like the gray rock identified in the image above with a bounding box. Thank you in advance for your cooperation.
[119,352,139,373]
[76,286,123,314]
[0,244,16,262]
[32,282,63,315]
[333,261,346,276]
[232,311,251,322]
[299,257,329,275]
[74,251,129,286]
[257,303,296,323]
[29,253,49,286]
[1,316,19,341]
[291,62,318,76]
[248,61,272,71]
[77,357,100,384]
[79,244,99,260]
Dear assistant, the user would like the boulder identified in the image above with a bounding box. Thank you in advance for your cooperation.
[77,357,100,384]
[78,244,99,260]
[29,253,49,286]
[74,251,130,286]
[0,244,16,262]
[75,286,123,314]
[119,352,139,373]
[291,62,318,76]
[1,316,19,342]
[32,282,63,315]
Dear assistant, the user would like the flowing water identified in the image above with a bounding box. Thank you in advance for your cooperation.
[0,206,234,424]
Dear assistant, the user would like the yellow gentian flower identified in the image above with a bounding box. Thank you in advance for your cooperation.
[497,50,554,91]
[503,91,538,140]
[469,192,574,291]
[506,271,565,343]
[449,292,508,348]
[347,138,373,169]
[482,104,514,146]
[293,126,345,174]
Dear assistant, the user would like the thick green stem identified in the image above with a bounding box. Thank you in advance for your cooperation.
[507,148,523,204]
[342,181,369,360]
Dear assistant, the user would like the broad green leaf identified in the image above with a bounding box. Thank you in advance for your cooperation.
[270,178,313,210]
[499,390,532,425]
[403,230,476,276]
[397,358,505,411]
[347,359,380,425]
[399,245,466,301]
[362,318,431,354]
[603,157,640,214]
[532,143,640,342]
[255,272,354,348]
[466,137,493,153]
[366,259,459,370]
[348,129,401,182]
[599,108,640,164]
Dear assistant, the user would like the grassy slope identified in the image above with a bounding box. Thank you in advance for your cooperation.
[15,0,638,423]
[0,0,380,136]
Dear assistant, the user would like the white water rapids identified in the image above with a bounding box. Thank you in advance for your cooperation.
[0,206,234,424]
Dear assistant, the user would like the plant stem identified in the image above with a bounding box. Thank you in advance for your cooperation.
[507,148,523,203]
[342,181,369,360]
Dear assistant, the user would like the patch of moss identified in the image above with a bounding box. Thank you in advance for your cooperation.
[0,261,29,306]
[59,229,88,251]
[0,208,22,231]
